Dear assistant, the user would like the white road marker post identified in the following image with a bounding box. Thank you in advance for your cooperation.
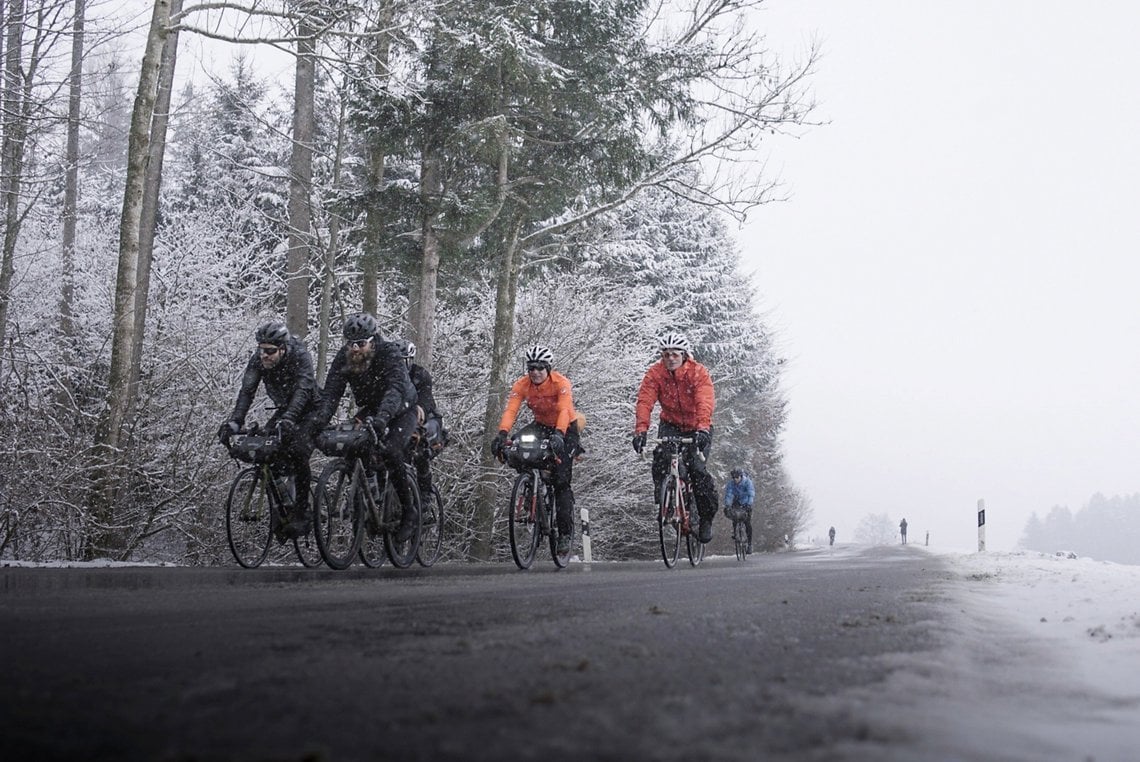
[977,498,986,552]
[580,507,592,563]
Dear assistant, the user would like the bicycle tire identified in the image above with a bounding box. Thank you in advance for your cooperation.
[685,486,704,567]
[383,468,421,568]
[686,525,705,566]
[734,519,748,561]
[658,478,681,568]
[226,466,272,568]
[509,472,540,569]
[549,487,570,568]
[416,485,444,567]
[290,485,323,568]
[314,459,363,570]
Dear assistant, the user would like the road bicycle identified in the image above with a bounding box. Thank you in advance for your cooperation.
[313,420,422,570]
[726,503,749,561]
[222,423,322,569]
[647,436,704,569]
[500,429,571,570]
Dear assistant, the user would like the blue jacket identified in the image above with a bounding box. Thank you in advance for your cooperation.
[724,474,755,507]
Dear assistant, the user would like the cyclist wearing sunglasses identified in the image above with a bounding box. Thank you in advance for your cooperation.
[491,344,583,558]
[316,312,420,543]
[631,332,718,543]
[218,319,319,535]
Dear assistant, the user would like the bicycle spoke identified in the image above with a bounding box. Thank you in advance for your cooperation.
[509,472,540,569]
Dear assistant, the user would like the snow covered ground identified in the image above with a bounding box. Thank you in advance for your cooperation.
[813,546,1140,761]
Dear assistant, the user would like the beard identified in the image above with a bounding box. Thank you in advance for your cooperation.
[346,351,372,375]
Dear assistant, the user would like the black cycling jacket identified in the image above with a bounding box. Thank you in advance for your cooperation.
[317,336,417,428]
[409,363,440,420]
[229,335,317,425]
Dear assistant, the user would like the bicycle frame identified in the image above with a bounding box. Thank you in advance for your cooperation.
[647,436,704,568]
[502,431,569,569]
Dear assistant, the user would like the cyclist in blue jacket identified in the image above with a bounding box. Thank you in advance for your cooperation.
[723,468,756,554]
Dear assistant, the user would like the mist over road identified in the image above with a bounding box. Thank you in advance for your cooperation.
[1,546,949,761]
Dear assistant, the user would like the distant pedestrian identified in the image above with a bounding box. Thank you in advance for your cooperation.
[828,526,836,546]
[899,517,908,544]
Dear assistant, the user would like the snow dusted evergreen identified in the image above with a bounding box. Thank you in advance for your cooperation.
[1,0,814,563]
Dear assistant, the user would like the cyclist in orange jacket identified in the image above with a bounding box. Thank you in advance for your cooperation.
[492,345,582,557]
[632,332,718,543]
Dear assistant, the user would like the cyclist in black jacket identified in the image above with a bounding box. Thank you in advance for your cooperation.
[218,320,318,534]
[316,313,420,542]
[399,341,448,498]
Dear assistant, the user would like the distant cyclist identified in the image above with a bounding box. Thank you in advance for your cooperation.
[316,313,420,543]
[631,332,718,543]
[723,468,755,554]
[828,526,836,546]
[218,320,318,536]
[492,344,582,557]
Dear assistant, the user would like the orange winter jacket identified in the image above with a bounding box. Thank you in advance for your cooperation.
[498,370,577,434]
[634,358,715,433]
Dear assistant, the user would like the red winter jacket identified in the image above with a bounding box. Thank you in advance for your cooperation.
[634,358,715,433]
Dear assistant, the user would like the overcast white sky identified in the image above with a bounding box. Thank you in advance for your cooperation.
[739,1,1140,552]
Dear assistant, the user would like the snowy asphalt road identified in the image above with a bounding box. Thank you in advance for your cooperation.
[1,546,951,761]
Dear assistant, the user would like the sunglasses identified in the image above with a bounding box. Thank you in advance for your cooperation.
[258,346,281,356]
[526,364,549,372]
[661,349,683,358]
[348,338,372,349]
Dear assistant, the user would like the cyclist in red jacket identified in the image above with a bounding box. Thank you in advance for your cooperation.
[632,333,718,543]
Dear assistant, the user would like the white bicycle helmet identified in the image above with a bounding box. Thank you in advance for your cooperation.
[657,332,692,354]
[524,344,554,367]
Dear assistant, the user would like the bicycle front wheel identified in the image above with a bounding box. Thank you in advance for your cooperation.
[509,472,540,569]
[226,467,272,568]
[734,520,747,562]
[658,478,681,569]
[291,484,323,568]
[314,460,363,570]
[416,485,445,567]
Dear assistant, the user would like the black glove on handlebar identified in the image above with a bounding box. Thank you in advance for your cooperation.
[277,418,296,440]
[694,429,711,451]
[549,431,565,457]
[218,420,240,445]
[631,432,647,454]
[491,430,508,458]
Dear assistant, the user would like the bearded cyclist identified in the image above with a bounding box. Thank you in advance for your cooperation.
[316,313,420,543]
[632,332,717,543]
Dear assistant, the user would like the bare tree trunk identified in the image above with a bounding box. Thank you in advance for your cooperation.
[317,88,348,380]
[360,8,391,317]
[469,217,522,560]
[0,0,25,350]
[59,0,83,345]
[285,10,314,335]
[87,0,170,560]
[409,148,441,367]
[129,0,181,415]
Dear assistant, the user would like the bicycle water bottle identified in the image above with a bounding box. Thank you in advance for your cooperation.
[274,474,295,507]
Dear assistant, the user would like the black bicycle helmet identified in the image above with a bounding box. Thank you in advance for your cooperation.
[255,320,289,346]
[730,468,743,479]
[342,312,378,342]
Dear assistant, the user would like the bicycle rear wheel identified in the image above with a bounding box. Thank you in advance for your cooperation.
[686,520,705,567]
[314,460,363,570]
[509,472,540,569]
[384,468,421,568]
[658,478,681,569]
[292,485,323,568]
[226,467,272,568]
[416,485,444,567]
